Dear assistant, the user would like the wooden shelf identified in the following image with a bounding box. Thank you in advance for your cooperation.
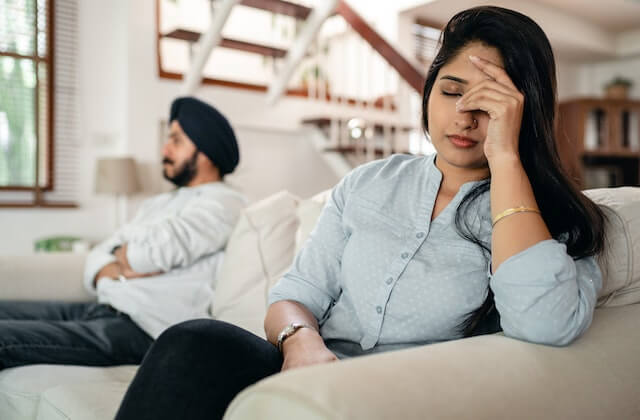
[582,150,640,158]
[557,97,640,188]
[560,97,640,108]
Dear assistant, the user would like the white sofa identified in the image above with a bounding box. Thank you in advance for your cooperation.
[1,187,639,420]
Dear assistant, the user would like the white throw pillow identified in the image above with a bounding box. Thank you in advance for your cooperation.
[295,189,332,254]
[212,191,300,338]
[584,187,640,307]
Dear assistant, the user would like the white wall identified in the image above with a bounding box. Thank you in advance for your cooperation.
[577,57,640,99]
[227,127,340,202]
[0,0,356,255]
[556,59,582,100]
[0,0,131,254]
[4,0,634,255]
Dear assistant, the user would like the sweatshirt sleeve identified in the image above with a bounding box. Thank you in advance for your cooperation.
[125,190,246,274]
[490,239,602,346]
[82,234,123,296]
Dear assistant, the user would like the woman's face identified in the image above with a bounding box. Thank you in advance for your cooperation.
[427,42,504,170]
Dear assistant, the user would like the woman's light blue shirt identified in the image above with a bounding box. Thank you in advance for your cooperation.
[268,154,602,358]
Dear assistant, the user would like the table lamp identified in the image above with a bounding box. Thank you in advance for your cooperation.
[95,157,141,227]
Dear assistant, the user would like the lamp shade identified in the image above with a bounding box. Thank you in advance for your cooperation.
[95,157,141,195]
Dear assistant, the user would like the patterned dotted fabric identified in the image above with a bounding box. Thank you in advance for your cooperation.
[269,154,602,358]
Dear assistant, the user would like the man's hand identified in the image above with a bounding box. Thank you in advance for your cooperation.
[113,243,163,279]
[113,244,133,272]
[281,328,338,371]
[93,262,123,287]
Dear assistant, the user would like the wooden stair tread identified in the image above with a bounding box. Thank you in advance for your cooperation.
[239,0,312,20]
[163,29,288,58]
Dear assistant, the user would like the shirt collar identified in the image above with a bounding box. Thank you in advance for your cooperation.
[428,153,489,194]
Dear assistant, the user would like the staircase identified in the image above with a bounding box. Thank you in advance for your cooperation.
[157,0,429,167]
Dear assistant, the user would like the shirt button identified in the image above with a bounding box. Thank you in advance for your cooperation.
[416,232,425,239]
[376,306,383,314]
[401,252,409,259]
[385,277,393,285]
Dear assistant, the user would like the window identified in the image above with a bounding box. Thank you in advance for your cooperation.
[0,0,52,190]
[0,0,77,207]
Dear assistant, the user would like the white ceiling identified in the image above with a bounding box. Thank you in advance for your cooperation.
[534,0,640,33]
[401,0,640,61]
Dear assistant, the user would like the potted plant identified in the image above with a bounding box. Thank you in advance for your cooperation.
[604,76,633,99]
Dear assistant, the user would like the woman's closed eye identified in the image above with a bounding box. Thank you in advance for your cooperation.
[441,90,462,97]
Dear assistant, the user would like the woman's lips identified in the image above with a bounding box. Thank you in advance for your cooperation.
[448,135,478,148]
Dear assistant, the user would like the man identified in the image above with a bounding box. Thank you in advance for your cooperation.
[0,97,246,370]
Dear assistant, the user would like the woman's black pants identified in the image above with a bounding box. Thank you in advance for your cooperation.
[115,319,283,420]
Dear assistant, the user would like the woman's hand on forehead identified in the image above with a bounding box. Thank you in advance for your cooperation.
[456,54,525,164]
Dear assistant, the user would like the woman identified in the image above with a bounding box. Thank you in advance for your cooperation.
[116,6,606,419]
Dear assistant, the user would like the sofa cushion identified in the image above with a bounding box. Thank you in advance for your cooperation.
[0,364,136,420]
[584,187,640,307]
[37,381,129,420]
[224,303,640,420]
[212,191,300,338]
[0,253,91,302]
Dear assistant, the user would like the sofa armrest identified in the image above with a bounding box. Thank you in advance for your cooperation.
[0,253,93,302]
[225,304,640,420]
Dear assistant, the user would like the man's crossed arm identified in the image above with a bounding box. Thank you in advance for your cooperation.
[93,244,163,287]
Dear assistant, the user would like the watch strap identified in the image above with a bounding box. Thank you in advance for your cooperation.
[276,323,314,352]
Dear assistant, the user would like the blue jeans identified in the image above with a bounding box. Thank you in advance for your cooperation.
[0,301,152,369]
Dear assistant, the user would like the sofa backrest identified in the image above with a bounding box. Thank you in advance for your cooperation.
[211,191,300,338]
[212,186,640,338]
[584,187,640,307]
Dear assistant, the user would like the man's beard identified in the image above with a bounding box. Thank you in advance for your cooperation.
[163,151,199,187]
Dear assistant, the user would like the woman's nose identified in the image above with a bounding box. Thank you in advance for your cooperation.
[454,111,476,131]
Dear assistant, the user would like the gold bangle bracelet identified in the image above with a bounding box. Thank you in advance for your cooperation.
[492,206,540,227]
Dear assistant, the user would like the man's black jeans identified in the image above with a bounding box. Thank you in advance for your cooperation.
[0,301,152,370]
[116,319,283,420]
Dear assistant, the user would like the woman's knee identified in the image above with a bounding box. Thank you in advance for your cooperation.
[153,319,259,356]
[154,319,220,349]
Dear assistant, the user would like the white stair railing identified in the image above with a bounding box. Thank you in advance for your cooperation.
[300,26,423,166]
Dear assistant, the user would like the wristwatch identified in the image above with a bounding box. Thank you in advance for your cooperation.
[276,323,314,352]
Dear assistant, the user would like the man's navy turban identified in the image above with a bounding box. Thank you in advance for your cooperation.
[169,96,239,176]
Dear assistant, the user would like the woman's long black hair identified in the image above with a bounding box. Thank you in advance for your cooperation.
[421,6,607,336]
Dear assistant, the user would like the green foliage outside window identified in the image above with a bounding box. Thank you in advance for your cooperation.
[0,0,48,188]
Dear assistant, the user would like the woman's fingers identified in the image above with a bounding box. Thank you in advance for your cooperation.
[460,79,521,103]
[457,88,521,117]
[457,95,511,120]
[458,58,525,119]
[469,55,519,91]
